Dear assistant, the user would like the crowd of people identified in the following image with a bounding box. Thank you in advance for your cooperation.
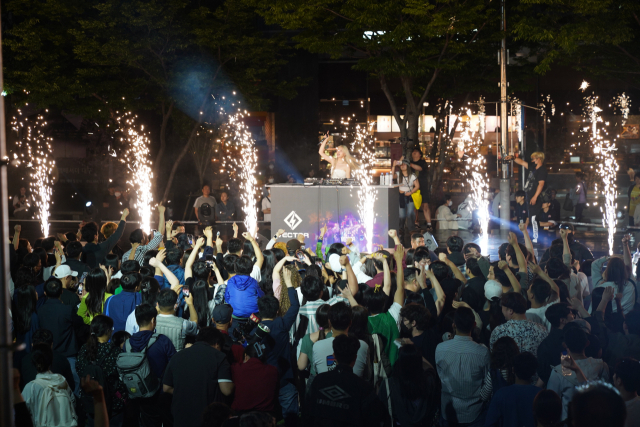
[7,194,640,427]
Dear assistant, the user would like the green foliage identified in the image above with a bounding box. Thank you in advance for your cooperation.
[512,0,640,86]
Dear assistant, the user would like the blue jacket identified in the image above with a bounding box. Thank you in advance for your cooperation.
[106,291,142,333]
[224,275,264,318]
[262,287,300,386]
[157,265,185,289]
[128,330,176,381]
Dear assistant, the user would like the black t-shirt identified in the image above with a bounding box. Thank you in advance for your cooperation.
[410,159,429,189]
[163,341,232,426]
[514,203,529,224]
[537,208,558,224]
[528,165,548,198]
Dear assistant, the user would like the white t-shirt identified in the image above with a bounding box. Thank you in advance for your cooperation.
[526,299,557,331]
[262,196,271,222]
[312,336,370,378]
[625,396,640,427]
[251,264,261,282]
[398,174,417,192]
[194,196,217,210]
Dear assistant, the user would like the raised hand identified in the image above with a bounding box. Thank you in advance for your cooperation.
[276,229,285,238]
[388,229,397,238]
[438,253,447,262]
[507,232,518,246]
[121,208,130,220]
[156,248,167,263]
[518,222,527,233]
[560,228,568,239]
[498,260,509,270]
[195,237,205,248]
[320,224,328,237]
[157,203,165,214]
[14,224,21,233]
[242,232,254,242]
[204,226,213,238]
[232,222,238,234]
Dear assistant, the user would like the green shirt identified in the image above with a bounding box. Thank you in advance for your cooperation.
[77,292,113,325]
[368,303,401,365]
[300,330,333,375]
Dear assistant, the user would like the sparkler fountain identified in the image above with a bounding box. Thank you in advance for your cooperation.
[118,113,154,233]
[11,110,54,237]
[222,110,258,238]
[460,110,490,252]
[583,91,618,255]
[352,123,378,253]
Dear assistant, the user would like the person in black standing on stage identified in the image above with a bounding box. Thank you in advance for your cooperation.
[512,151,548,220]
[410,147,432,229]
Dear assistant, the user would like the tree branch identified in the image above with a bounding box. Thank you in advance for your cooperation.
[324,8,353,22]
[379,73,407,138]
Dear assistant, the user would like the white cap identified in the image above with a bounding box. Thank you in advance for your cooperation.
[484,279,503,300]
[328,253,344,273]
[53,265,78,279]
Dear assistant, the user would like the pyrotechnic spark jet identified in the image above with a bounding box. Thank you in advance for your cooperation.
[223,110,259,237]
[118,112,153,233]
[613,93,631,125]
[477,96,486,139]
[460,110,489,250]
[11,110,54,236]
[352,123,378,253]
[584,95,618,254]
[580,80,590,92]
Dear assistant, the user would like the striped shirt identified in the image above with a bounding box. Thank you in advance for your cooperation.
[122,231,163,264]
[295,296,348,337]
[436,335,491,424]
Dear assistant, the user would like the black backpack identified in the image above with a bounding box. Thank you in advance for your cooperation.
[78,353,113,416]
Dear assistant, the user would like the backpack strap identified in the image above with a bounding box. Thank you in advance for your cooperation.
[142,333,159,354]
[124,339,132,353]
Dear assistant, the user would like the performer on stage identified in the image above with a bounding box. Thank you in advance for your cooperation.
[318,133,359,179]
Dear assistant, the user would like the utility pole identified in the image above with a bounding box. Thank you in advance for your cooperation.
[499,0,511,230]
[0,6,15,426]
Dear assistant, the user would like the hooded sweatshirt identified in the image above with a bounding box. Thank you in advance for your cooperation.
[23,371,77,426]
[547,357,610,420]
[81,219,126,268]
[128,330,176,381]
[224,274,264,318]
[105,291,142,333]
[157,264,185,289]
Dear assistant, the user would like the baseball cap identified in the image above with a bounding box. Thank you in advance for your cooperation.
[212,304,233,324]
[286,239,301,255]
[53,265,78,279]
[328,253,344,273]
[484,280,503,300]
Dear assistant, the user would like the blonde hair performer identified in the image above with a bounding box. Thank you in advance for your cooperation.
[318,133,359,179]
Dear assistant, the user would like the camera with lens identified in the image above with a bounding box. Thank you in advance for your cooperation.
[232,313,270,345]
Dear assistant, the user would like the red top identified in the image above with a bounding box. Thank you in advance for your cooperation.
[231,357,279,411]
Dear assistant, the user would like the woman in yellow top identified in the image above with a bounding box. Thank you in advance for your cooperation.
[77,266,113,325]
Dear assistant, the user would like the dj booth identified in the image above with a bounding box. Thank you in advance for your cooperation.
[267,183,399,253]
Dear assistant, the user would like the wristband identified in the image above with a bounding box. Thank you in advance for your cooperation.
[273,235,278,240]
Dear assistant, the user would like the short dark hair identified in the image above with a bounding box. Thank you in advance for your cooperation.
[463,243,481,255]
[129,229,145,244]
[429,260,450,281]
[571,383,626,427]
[564,327,589,353]
[192,261,211,280]
[446,236,464,253]
[301,276,323,301]
[454,306,475,334]
[228,238,243,254]
[121,260,141,274]
[615,358,640,393]
[196,327,226,348]
[172,221,184,231]
[235,256,253,275]
[31,343,53,373]
[81,222,99,243]
[514,352,538,381]
[545,303,572,329]
[362,286,389,315]
[222,255,238,275]
[32,329,54,346]
[66,241,83,259]
[400,303,430,332]
[465,257,483,278]
[157,289,178,309]
[414,248,431,264]
[121,272,142,292]
[411,233,423,242]
[501,292,527,314]
[44,277,63,298]
[328,302,352,331]
[258,295,279,319]
[333,334,360,366]
[139,266,154,278]
[41,237,55,252]
[530,279,552,305]
[515,190,526,198]
[135,303,158,327]
[165,247,183,266]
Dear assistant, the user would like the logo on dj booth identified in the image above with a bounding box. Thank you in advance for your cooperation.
[284,211,303,230]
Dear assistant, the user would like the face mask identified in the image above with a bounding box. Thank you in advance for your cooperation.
[269,164,274,169]
[268,179,274,183]
[115,192,121,197]
[448,201,452,206]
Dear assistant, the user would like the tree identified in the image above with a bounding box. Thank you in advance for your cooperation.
[249,0,499,147]
[4,0,301,201]
[512,0,640,88]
